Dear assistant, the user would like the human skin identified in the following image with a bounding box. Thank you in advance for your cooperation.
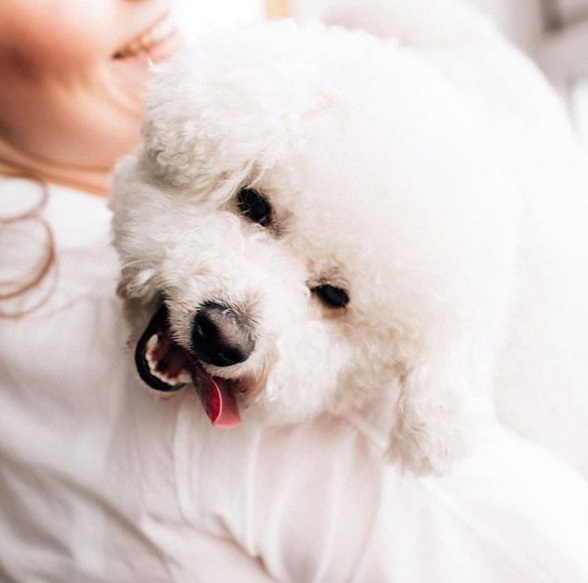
[0,0,183,195]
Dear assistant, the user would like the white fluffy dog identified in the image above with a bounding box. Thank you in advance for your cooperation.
[111,0,588,476]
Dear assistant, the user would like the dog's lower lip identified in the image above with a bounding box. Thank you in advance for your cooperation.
[135,304,186,392]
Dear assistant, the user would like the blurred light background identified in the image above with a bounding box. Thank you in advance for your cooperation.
[174,0,266,30]
[173,0,588,150]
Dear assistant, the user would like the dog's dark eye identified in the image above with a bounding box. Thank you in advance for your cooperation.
[312,284,350,309]
[237,187,272,227]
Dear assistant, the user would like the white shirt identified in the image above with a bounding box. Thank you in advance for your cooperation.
[1,177,588,582]
[0,178,130,581]
[108,383,588,583]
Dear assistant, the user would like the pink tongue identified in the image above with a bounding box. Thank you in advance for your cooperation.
[191,365,241,428]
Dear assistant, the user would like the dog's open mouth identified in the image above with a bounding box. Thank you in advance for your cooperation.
[135,305,241,428]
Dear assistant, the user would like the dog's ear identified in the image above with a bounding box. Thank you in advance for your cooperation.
[386,348,473,475]
[136,45,287,194]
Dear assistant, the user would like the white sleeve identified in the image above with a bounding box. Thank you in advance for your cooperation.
[249,419,383,582]
[186,405,588,583]
[242,422,588,583]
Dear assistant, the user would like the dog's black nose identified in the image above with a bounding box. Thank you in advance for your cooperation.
[191,302,255,367]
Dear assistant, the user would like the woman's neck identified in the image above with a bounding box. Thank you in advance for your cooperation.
[0,137,111,197]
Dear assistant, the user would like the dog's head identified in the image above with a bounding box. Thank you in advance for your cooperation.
[112,22,518,470]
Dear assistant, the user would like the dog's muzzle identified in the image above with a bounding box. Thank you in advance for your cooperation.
[134,303,245,428]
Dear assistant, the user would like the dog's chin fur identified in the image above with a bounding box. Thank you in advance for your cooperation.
[112,12,527,475]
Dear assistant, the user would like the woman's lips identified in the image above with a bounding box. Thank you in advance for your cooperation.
[113,12,182,62]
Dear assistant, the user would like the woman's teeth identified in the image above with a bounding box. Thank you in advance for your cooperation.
[114,14,175,59]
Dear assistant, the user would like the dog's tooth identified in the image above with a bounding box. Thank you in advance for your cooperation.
[146,334,159,351]
[177,370,192,383]
[146,349,156,365]
[152,369,171,383]
[150,368,187,389]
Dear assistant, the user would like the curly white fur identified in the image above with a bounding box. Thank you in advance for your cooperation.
[111,1,588,475]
